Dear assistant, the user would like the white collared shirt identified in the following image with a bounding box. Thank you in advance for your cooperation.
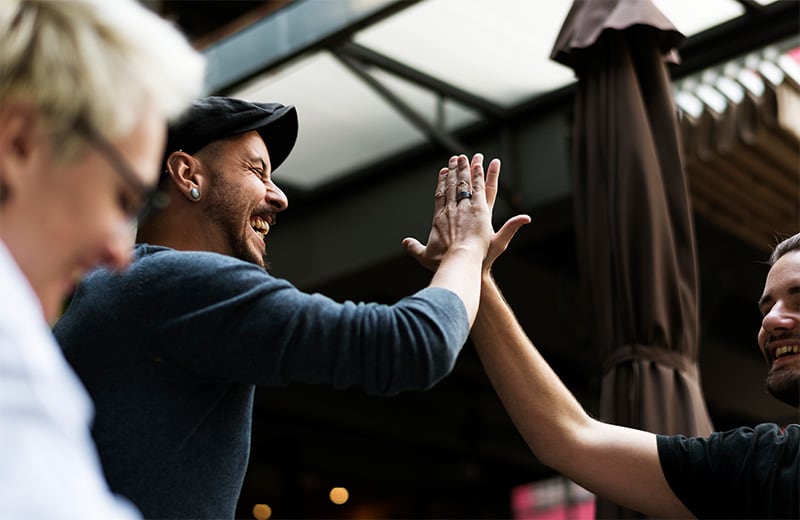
[0,241,141,519]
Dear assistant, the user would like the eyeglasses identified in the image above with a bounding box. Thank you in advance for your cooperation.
[75,119,169,224]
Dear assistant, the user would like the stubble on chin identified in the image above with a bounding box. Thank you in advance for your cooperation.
[243,246,270,272]
[246,242,271,272]
[765,367,800,408]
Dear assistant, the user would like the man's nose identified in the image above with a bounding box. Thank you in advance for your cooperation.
[762,300,796,334]
[265,181,288,213]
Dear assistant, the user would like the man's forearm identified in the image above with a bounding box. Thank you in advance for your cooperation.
[471,275,692,518]
[428,246,485,326]
[471,274,590,463]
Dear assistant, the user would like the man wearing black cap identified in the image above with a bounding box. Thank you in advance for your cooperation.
[54,96,527,519]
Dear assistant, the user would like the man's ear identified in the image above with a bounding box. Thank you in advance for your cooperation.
[0,104,43,204]
[165,151,205,202]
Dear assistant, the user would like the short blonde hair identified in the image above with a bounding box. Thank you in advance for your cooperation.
[0,0,206,160]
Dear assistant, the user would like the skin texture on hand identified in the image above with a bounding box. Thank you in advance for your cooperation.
[403,153,530,274]
[402,152,530,328]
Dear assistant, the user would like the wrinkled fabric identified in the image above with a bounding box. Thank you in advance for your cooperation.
[54,244,469,519]
[551,1,714,517]
[658,424,800,519]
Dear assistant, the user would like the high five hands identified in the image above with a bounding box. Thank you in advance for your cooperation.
[403,153,531,274]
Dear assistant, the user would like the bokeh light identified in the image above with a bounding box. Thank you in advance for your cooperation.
[329,487,349,505]
[252,503,272,520]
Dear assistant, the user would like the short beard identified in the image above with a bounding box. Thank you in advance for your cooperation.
[765,370,800,408]
[203,167,271,271]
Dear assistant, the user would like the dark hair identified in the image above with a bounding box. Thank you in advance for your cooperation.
[769,232,800,266]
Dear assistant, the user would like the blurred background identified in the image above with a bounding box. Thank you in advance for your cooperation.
[143,1,799,518]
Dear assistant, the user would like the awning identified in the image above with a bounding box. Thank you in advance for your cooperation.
[676,45,800,250]
[551,0,716,516]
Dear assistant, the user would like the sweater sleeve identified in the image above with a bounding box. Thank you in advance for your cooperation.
[131,249,469,395]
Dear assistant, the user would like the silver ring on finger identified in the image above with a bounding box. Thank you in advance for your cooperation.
[456,191,472,203]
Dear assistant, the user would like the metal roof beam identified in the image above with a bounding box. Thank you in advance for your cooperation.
[203,0,419,94]
[331,49,468,155]
[336,41,508,120]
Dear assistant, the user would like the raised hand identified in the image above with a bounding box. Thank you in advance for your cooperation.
[402,154,492,271]
[480,154,531,273]
[403,153,530,274]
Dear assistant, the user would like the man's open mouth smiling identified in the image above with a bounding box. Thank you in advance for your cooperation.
[249,215,270,239]
[774,344,799,360]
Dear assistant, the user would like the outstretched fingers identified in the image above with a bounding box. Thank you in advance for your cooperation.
[433,166,449,215]
[484,158,501,210]
[405,165,448,259]
[468,154,500,211]
[405,152,530,272]
[469,153,485,202]
[452,154,472,205]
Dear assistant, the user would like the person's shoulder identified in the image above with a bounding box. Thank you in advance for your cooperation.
[136,243,230,262]
[753,422,800,441]
[132,244,282,295]
[135,244,255,272]
[657,423,781,448]
[727,422,798,436]
[700,423,800,451]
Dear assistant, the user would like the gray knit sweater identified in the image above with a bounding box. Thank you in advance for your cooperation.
[54,244,468,519]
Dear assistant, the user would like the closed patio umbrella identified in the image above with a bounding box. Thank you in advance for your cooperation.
[551,1,715,517]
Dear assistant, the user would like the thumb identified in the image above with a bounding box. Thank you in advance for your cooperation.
[495,215,531,248]
[402,237,425,259]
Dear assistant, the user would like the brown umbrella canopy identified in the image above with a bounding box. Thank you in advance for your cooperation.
[551,0,715,517]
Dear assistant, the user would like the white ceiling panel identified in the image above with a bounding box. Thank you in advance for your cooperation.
[225,0,771,191]
[232,50,480,189]
[653,0,744,37]
[354,0,577,106]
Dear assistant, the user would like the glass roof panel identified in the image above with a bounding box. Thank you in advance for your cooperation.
[652,0,744,37]
[227,0,756,192]
[369,67,482,130]
[353,0,577,107]
[231,51,480,190]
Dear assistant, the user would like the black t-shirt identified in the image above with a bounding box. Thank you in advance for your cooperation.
[657,423,799,519]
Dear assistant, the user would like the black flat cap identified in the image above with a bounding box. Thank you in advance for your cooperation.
[162,96,298,178]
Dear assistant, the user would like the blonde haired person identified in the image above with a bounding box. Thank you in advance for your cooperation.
[0,0,205,517]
